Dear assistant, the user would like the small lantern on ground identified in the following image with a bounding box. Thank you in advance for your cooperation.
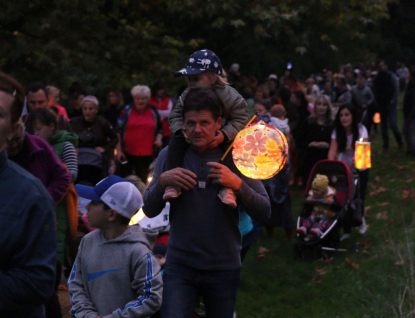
[232,121,289,180]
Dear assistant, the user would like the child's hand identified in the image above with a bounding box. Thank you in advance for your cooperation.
[208,130,224,148]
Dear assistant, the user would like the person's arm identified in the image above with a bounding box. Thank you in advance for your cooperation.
[67,240,100,317]
[108,253,163,318]
[365,86,374,107]
[391,73,399,104]
[143,148,196,218]
[157,99,173,121]
[115,107,129,162]
[61,142,78,183]
[328,138,338,160]
[218,88,250,142]
[151,105,163,148]
[42,140,71,204]
[0,191,56,311]
[207,162,270,224]
[101,119,119,153]
[168,88,189,135]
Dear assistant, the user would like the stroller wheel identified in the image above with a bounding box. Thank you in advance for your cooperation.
[318,251,329,260]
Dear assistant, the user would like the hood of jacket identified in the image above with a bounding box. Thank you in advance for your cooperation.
[101,224,158,250]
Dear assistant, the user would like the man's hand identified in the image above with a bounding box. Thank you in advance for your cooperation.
[208,130,225,148]
[207,162,242,191]
[159,168,197,190]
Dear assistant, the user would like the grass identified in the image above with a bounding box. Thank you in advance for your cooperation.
[236,99,415,318]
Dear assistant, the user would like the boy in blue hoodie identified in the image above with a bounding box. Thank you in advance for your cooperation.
[68,175,163,318]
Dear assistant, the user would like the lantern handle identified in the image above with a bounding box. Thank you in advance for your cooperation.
[220,113,258,162]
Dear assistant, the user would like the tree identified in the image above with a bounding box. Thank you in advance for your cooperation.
[0,0,396,97]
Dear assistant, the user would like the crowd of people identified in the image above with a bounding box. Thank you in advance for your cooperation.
[1,50,415,318]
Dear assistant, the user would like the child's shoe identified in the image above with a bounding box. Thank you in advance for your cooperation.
[218,188,237,208]
[296,226,307,236]
[310,228,322,238]
[163,186,181,201]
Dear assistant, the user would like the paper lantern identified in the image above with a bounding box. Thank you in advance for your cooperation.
[373,112,381,124]
[232,121,289,179]
[355,140,371,169]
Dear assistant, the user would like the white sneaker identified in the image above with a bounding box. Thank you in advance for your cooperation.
[358,217,367,234]
[340,233,351,241]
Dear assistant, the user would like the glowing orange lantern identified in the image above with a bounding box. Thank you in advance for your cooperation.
[232,121,289,179]
[373,112,381,124]
[355,140,371,169]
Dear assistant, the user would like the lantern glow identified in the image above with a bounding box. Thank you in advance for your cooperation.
[355,140,371,169]
[232,121,288,179]
[373,112,381,124]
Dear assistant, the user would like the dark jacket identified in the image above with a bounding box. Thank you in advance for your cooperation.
[143,147,270,271]
[70,115,119,155]
[0,150,57,318]
[373,71,398,109]
[9,132,70,205]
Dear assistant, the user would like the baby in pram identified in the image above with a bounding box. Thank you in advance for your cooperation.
[297,174,338,239]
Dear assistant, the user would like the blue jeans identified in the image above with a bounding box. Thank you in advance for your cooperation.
[380,103,403,149]
[160,262,241,318]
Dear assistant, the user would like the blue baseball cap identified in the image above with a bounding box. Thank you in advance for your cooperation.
[75,175,143,219]
[174,49,223,77]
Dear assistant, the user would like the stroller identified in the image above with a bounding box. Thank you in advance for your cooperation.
[77,147,107,185]
[294,159,363,260]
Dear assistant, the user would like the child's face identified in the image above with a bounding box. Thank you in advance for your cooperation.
[86,201,110,229]
[254,103,267,116]
[155,254,166,267]
[187,72,215,89]
[312,189,324,199]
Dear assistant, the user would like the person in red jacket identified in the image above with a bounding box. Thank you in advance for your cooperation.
[149,81,173,148]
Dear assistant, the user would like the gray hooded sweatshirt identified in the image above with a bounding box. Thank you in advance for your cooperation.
[68,224,162,318]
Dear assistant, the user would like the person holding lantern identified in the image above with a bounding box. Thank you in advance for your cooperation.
[165,49,249,208]
[328,103,369,238]
[143,87,270,318]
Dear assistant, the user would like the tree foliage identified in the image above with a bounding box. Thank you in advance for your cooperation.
[0,0,396,96]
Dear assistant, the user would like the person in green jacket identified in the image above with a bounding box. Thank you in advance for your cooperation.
[30,107,79,273]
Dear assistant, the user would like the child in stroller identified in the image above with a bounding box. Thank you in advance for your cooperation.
[296,174,339,240]
[295,159,359,259]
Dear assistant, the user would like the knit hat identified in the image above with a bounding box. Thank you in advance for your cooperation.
[174,49,223,77]
[153,243,168,257]
[311,174,329,193]
[75,175,143,219]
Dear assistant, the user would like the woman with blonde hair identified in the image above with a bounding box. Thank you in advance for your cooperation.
[302,94,334,181]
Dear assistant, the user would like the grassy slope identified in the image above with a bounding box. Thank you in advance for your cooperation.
[236,100,415,318]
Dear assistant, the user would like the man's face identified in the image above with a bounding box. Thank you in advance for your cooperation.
[82,101,98,122]
[378,62,387,72]
[0,91,15,152]
[48,91,59,106]
[27,89,48,111]
[357,76,366,88]
[6,121,24,156]
[182,110,221,152]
